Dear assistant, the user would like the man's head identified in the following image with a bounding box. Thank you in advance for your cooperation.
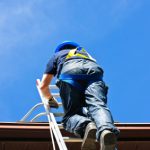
[55,41,80,53]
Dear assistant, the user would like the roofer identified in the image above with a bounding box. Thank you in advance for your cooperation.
[38,41,120,150]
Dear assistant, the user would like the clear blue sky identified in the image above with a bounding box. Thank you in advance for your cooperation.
[0,0,149,123]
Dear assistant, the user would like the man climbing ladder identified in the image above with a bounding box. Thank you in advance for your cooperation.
[38,41,120,150]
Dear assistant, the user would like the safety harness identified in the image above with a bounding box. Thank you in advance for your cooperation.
[66,47,96,61]
[59,47,102,91]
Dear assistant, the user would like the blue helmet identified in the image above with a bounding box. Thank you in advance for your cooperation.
[55,41,80,53]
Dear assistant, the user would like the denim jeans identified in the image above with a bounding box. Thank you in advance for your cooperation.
[57,59,120,140]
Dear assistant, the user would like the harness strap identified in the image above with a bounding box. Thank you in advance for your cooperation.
[65,47,96,61]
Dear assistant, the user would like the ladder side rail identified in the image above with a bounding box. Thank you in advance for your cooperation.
[50,112,68,150]
[36,79,68,150]
[47,113,67,150]
[36,80,57,150]
[49,84,67,149]
[47,113,56,150]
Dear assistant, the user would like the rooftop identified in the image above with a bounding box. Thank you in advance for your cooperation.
[0,122,150,150]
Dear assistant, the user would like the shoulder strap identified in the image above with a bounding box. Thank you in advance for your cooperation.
[65,47,96,62]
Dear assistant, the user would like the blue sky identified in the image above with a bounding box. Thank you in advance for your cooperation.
[0,0,150,123]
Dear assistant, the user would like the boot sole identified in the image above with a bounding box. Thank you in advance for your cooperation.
[81,126,97,150]
[101,132,117,150]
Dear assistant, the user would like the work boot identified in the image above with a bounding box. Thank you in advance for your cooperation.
[81,122,97,150]
[100,130,117,150]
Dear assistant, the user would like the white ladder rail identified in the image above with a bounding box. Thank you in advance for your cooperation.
[36,79,68,150]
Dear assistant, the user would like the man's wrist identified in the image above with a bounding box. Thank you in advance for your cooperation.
[47,96,59,108]
[48,96,54,101]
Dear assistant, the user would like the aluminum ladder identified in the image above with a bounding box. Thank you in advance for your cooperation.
[20,79,67,150]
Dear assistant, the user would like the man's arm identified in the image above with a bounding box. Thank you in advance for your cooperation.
[37,74,59,108]
[39,74,53,100]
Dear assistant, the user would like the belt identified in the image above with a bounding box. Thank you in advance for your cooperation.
[59,74,103,91]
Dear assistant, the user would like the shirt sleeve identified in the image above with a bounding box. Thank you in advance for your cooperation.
[44,55,57,76]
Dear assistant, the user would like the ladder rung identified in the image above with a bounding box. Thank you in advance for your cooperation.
[52,93,60,98]
[58,102,62,106]
[53,113,64,117]
[49,85,58,89]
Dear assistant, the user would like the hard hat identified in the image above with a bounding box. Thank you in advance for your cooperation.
[55,41,80,53]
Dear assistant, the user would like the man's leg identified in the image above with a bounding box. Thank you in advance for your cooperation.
[58,81,97,149]
[63,114,97,150]
[85,81,120,149]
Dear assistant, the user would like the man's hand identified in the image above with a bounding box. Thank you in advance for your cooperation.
[36,77,59,109]
[48,96,59,108]
[42,96,59,109]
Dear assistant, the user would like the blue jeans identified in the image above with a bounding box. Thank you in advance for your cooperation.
[57,59,120,140]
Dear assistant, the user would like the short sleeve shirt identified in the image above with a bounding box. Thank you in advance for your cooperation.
[44,48,96,78]
[44,50,70,77]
